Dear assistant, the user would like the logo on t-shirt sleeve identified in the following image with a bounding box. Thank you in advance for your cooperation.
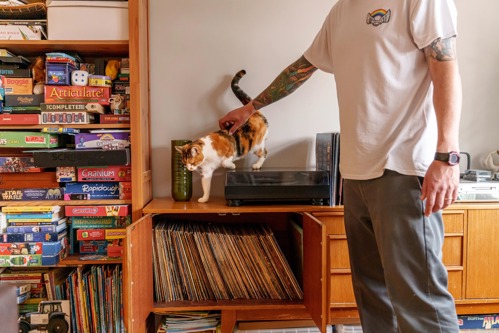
[366,9,391,27]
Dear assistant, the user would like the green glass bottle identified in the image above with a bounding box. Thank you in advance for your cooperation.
[171,139,193,201]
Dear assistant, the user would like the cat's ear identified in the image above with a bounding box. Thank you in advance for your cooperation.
[190,146,200,156]
[175,146,184,154]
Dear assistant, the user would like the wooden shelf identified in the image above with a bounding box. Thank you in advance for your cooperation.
[0,200,131,207]
[143,197,344,214]
[0,124,130,130]
[2,40,129,57]
[153,299,305,312]
[57,254,122,266]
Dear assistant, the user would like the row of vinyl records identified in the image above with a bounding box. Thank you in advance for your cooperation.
[6,264,123,333]
[152,218,303,302]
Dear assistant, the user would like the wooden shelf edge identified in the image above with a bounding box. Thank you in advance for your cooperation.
[0,199,132,207]
[0,124,130,130]
[57,254,122,266]
[2,40,129,57]
[153,299,305,312]
[144,197,344,214]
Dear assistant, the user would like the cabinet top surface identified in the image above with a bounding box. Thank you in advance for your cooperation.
[143,197,344,214]
[143,198,499,214]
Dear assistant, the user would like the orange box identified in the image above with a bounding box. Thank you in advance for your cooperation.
[3,77,33,95]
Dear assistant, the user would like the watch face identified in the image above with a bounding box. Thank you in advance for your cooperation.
[449,152,460,165]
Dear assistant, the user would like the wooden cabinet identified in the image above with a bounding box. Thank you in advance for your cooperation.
[135,199,499,333]
[0,0,152,330]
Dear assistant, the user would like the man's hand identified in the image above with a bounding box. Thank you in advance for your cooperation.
[421,161,460,216]
[218,102,256,134]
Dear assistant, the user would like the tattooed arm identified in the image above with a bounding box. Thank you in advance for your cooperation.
[420,36,463,216]
[219,55,317,134]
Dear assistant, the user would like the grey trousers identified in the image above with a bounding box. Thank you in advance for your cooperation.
[343,170,459,333]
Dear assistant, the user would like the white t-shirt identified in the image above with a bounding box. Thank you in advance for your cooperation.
[304,0,458,180]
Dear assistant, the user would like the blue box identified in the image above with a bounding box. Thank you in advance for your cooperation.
[42,253,61,265]
[458,314,499,329]
[45,62,77,85]
[42,241,63,256]
[64,182,120,199]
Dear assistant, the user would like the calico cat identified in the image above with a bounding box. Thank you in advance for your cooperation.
[175,70,269,203]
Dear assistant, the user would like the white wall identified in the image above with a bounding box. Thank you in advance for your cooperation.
[149,0,499,199]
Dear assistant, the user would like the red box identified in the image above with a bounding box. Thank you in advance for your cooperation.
[99,114,130,124]
[0,114,40,125]
[0,242,43,255]
[44,85,110,105]
[77,166,131,182]
[65,205,130,217]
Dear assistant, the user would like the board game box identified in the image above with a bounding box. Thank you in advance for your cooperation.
[0,131,61,148]
[77,165,131,182]
[0,188,64,201]
[65,204,130,217]
[44,85,110,104]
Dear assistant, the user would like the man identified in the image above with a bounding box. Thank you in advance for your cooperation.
[219,1,462,332]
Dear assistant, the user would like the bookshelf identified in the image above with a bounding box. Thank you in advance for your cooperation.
[0,0,152,331]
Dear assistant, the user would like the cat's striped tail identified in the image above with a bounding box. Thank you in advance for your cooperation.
[231,69,252,105]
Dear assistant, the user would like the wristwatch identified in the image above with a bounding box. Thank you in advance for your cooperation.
[434,151,460,166]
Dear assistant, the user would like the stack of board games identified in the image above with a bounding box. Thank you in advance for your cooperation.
[65,205,130,258]
[0,205,68,266]
[41,52,108,125]
[0,50,43,119]
[0,269,48,310]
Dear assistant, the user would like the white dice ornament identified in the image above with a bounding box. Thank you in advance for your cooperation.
[71,70,89,86]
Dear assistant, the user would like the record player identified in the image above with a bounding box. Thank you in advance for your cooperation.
[224,169,330,207]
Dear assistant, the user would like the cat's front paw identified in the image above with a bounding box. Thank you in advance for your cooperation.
[252,163,263,170]
[198,196,209,203]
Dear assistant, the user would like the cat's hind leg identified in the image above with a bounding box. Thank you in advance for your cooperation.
[198,173,212,203]
[252,147,268,170]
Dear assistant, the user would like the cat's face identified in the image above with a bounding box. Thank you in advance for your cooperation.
[175,143,204,171]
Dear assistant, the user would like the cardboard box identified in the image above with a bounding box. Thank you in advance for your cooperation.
[2,77,33,95]
[47,0,129,40]
[4,94,44,107]
[0,188,64,201]
[0,25,43,40]
[0,132,60,148]
[74,131,130,150]
[458,314,499,330]
[0,254,42,267]
[65,204,130,217]
[0,156,39,173]
[44,85,110,105]
[64,182,120,199]
[0,172,59,189]
[31,148,130,167]
[0,114,40,125]
[77,165,131,182]
[40,111,95,124]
